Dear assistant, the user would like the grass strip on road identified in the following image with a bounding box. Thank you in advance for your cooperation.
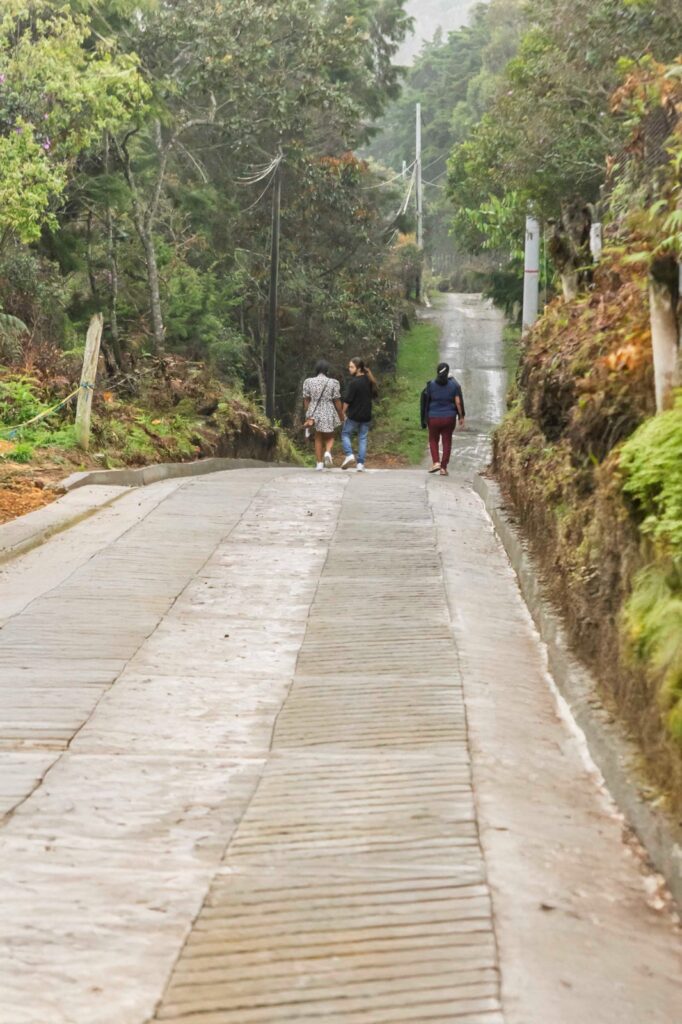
[371,321,440,465]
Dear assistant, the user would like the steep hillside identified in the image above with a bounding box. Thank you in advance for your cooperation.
[494,251,682,810]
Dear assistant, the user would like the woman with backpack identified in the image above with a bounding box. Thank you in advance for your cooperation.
[340,357,378,472]
[421,362,466,476]
[302,360,345,471]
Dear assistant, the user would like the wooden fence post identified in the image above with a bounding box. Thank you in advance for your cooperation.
[75,313,103,451]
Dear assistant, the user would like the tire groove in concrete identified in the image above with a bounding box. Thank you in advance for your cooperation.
[152,473,502,1024]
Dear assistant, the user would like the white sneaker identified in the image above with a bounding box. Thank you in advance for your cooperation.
[356,463,365,472]
[315,462,324,472]
[341,454,356,470]
[324,451,333,467]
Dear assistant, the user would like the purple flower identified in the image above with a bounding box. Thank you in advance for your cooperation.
[0,74,6,84]
[42,138,51,151]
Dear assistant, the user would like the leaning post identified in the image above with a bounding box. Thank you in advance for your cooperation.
[522,214,541,331]
[75,313,103,451]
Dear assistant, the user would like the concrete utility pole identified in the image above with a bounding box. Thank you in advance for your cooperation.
[265,160,282,421]
[415,103,424,303]
[522,215,541,331]
[415,103,423,251]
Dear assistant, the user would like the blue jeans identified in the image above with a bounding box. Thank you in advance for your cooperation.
[342,419,370,463]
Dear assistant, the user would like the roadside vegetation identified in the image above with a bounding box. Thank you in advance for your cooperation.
[492,60,682,809]
[0,0,423,510]
[371,320,439,465]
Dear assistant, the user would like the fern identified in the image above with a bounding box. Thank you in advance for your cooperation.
[619,392,682,549]
[625,561,682,740]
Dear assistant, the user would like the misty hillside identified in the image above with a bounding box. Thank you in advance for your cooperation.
[401,0,477,60]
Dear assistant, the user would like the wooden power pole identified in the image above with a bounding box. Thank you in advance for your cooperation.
[75,313,103,451]
[265,161,282,421]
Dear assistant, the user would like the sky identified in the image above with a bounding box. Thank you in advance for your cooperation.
[400,0,477,61]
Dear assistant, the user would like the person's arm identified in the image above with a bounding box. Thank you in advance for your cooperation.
[455,393,466,428]
[335,399,345,420]
[332,379,344,421]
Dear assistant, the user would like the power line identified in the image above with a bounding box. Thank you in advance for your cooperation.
[362,161,416,190]
[236,154,282,186]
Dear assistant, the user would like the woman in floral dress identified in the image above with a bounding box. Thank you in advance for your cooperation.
[302,360,345,471]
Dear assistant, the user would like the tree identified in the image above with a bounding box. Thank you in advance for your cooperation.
[447,0,682,294]
[0,1,146,243]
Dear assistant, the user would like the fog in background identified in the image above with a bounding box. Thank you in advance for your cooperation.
[400,0,476,62]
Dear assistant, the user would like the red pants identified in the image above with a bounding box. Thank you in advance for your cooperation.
[428,417,456,468]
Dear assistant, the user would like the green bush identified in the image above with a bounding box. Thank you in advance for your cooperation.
[620,391,682,549]
[0,375,45,425]
[625,561,682,739]
[620,391,682,741]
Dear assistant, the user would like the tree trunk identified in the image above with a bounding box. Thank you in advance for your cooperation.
[106,214,124,369]
[649,257,680,411]
[140,226,165,352]
[548,200,591,300]
[104,133,124,370]
[116,132,165,353]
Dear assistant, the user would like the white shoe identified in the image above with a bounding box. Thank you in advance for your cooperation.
[356,463,365,472]
[324,451,333,467]
[341,454,356,470]
[315,462,324,472]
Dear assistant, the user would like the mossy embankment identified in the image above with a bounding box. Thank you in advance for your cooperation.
[371,321,440,465]
[493,253,682,809]
[0,355,301,521]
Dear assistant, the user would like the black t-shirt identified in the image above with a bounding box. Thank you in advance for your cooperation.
[343,374,373,423]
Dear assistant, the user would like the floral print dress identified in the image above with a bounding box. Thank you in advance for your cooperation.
[302,374,341,433]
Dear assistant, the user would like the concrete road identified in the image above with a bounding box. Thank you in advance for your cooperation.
[0,296,680,1024]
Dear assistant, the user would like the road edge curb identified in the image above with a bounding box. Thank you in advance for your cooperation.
[473,471,682,908]
[1,458,293,568]
[0,489,129,568]
[60,456,290,491]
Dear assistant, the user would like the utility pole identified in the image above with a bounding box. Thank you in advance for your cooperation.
[415,103,423,251]
[415,103,424,302]
[522,214,541,331]
[75,314,103,451]
[265,159,281,421]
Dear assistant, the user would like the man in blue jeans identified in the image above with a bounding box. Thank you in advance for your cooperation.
[340,357,376,472]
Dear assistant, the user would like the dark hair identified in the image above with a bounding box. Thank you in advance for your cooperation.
[436,362,449,385]
[350,357,379,398]
[314,359,332,376]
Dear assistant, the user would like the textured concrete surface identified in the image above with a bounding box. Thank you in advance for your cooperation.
[430,478,681,1024]
[0,464,679,1024]
[0,484,130,564]
[152,473,501,1024]
[473,472,682,907]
